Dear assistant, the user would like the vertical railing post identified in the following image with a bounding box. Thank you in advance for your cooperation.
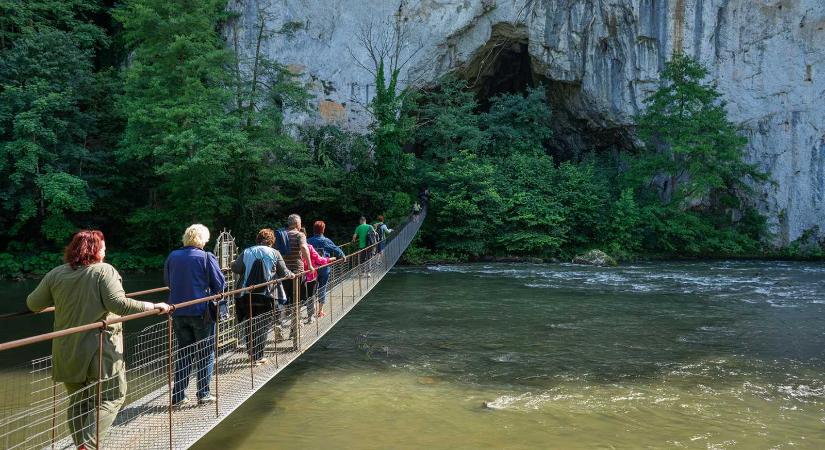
[51,381,56,450]
[166,315,173,450]
[247,292,254,386]
[271,286,279,369]
[214,296,220,419]
[96,327,104,450]
[293,276,300,351]
[351,255,355,305]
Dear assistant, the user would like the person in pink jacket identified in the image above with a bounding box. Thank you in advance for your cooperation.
[301,228,337,323]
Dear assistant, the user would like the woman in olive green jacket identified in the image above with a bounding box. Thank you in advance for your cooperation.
[27,230,170,450]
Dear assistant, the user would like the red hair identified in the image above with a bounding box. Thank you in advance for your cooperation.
[64,230,105,269]
[313,220,326,235]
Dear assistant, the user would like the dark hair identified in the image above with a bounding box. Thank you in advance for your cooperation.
[256,228,275,246]
[377,215,384,222]
[359,216,366,223]
[64,230,105,269]
[313,220,326,235]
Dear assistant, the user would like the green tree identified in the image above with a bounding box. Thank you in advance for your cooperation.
[413,76,486,161]
[481,87,552,156]
[624,54,767,255]
[0,0,109,243]
[116,0,247,248]
[427,151,504,257]
[629,54,763,204]
[606,188,642,256]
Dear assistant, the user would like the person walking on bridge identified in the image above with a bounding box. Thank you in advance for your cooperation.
[374,215,393,252]
[300,227,337,323]
[26,230,171,450]
[307,220,344,318]
[353,216,375,264]
[231,228,294,363]
[165,224,225,407]
[280,214,314,331]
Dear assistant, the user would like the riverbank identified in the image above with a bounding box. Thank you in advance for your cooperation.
[398,245,825,266]
[2,247,823,280]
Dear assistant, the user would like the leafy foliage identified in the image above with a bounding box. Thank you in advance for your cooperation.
[0,1,107,243]
[622,54,767,255]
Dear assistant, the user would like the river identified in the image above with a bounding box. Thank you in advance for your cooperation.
[3,261,824,448]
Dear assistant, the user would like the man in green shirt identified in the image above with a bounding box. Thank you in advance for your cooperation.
[352,216,372,249]
[352,216,374,271]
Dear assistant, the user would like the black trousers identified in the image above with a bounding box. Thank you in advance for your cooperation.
[235,295,273,361]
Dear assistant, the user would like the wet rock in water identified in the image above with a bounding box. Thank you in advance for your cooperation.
[572,249,618,267]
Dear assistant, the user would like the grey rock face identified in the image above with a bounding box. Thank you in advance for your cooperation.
[229,0,825,244]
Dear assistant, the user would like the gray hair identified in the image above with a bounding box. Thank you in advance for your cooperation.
[182,224,210,248]
[287,214,301,229]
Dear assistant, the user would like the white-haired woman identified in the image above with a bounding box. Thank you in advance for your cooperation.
[164,224,225,406]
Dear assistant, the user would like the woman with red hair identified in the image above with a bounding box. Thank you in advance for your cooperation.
[27,230,170,450]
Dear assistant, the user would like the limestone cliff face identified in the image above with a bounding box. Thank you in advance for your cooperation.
[229,0,825,244]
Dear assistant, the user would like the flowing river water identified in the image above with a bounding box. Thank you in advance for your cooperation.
[2,261,824,448]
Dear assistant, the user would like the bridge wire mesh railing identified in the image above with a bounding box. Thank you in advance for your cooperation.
[0,209,425,449]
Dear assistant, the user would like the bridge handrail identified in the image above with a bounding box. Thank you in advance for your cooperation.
[0,233,389,353]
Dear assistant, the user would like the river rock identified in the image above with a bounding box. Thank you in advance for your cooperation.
[228,0,825,246]
[572,249,618,267]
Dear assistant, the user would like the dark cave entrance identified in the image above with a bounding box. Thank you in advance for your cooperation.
[461,23,536,109]
[454,23,636,160]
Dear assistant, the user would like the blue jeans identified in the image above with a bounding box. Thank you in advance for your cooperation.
[172,316,215,402]
[317,268,330,305]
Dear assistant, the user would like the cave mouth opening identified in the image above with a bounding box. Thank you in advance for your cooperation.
[460,23,536,110]
[452,22,636,160]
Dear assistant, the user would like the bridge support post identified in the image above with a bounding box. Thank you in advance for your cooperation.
[214,300,220,418]
[248,293,254,386]
[96,329,103,450]
[271,292,279,369]
[293,277,300,351]
[166,314,173,450]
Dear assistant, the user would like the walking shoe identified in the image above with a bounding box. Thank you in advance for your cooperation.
[172,396,190,407]
[197,394,216,405]
[254,357,269,366]
[305,316,316,325]
[316,310,327,318]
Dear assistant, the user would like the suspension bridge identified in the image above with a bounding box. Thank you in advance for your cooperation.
[0,209,425,449]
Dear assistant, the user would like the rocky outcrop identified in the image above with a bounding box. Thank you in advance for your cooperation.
[228,0,825,245]
[572,249,618,266]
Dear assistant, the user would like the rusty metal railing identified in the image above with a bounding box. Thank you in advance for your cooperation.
[0,209,425,449]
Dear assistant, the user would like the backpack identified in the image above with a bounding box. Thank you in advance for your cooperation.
[245,258,268,294]
[374,222,385,240]
[274,228,291,255]
[366,226,379,247]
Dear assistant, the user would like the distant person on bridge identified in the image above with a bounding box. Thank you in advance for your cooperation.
[231,228,294,363]
[26,230,171,450]
[306,220,344,318]
[300,227,337,323]
[374,215,393,252]
[164,224,225,407]
[352,216,377,268]
[279,214,314,332]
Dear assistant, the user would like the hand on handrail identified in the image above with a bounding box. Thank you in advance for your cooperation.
[148,302,172,314]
